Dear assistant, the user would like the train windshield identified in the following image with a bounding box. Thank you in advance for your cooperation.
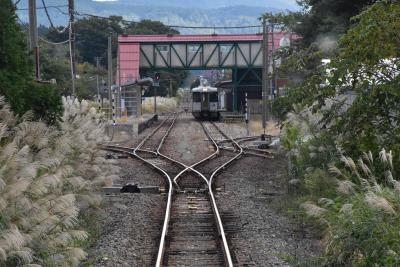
[193,92,201,102]
[209,92,218,102]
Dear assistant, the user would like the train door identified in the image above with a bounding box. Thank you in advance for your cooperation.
[192,92,201,111]
[201,93,209,110]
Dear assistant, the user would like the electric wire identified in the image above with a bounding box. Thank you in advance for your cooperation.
[16,15,69,46]
[40,0,69,34]
[18,5,262,31]
[71,10,262,30]
[16,4,69,11]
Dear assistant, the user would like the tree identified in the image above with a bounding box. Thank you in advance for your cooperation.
[0,0,63,124]
[264,0,379,121]
[45,17,187,96]
[286,0,400,164]
[0,0,32,113]
[75,16,124,65]
[125,20,179,35]
[295,0,378,47]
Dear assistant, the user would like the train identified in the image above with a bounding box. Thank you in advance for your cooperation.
[191,78,219,119]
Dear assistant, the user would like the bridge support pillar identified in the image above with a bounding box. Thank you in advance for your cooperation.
[232,67,238,112]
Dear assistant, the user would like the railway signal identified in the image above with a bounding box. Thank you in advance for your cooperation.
[155,72,161,81]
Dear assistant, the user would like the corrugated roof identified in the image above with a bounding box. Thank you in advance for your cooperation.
[118,34,267,43]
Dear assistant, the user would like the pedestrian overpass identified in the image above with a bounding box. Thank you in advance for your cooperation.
[117,33,292,111]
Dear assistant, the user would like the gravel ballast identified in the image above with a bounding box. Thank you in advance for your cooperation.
[88,116,321,266]
[214,152,321,266]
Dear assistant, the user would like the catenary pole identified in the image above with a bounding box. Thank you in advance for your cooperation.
[68,0,76,96]
[262,17,269,135]
[29,0,40,80]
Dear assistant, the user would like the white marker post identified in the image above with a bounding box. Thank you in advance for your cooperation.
[245,92,249,136]
[112,87,116,125]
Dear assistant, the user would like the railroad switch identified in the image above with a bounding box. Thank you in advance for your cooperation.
[104,153,115,159]
[120,183,140,193]
[104,153,128,160]
[102,184,160,194]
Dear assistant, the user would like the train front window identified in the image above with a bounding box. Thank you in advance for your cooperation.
[193,92,201,102]
[209,92,218,102]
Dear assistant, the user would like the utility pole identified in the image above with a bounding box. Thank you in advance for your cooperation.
[262,17,269,135]
[108,36,113,119]
[271,22,278,99]
[29,0,40,80]
[68,0,76,96]
[95,57,101,108]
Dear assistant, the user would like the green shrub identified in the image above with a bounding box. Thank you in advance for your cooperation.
[0,0,63,125]
[25,82,63,125]
[296,149,400,266]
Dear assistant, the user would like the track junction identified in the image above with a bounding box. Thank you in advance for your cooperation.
[102,112,276,266]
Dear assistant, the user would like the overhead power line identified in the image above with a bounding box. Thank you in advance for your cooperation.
[72,11,261,30]
[18,5,261,30]
[17,15,69,45]
[40,0,69,33]
[17,4,69,10]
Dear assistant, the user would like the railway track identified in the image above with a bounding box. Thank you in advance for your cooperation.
[103,115,247,267]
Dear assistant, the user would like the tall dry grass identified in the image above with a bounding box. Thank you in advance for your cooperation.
[0,96,117,266]
[299,149,400,265]
[141,97,178,114]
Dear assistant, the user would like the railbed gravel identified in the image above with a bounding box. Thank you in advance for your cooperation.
[160,113,214,165]
[214,154,321,266]
[88,115,321,267]
[87,118,167,267]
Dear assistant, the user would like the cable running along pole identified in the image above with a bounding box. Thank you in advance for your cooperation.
[262,17,269,135]
[68,0,76,96]
[270,22,275,118]
[29,0,40,80]
[95,57,102,109]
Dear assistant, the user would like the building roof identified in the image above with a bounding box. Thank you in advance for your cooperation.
[119,34,265,43]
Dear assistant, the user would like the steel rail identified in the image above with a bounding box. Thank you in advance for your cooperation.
[155,119,239,267]
[132,113,180,267]
[155,114,210,190]
[154,116,234,267]
[216,131,276,158]
[201,121,244,267]
[101,114,178,267]
[102,117,243,267]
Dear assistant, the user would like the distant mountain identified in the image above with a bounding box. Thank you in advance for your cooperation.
[93,0,299,9]
[17,0,299,34]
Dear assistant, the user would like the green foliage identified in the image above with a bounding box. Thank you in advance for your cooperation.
[307,1,400,162]
[44,18,187,95]
[274,1,400,266]
[325,191,400,266]
[295,0,377,47]
[0,0,32,112]
[76,16,124,65]
[125,19,179,35]
[25,82,63,125]
[0,0,63,124]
